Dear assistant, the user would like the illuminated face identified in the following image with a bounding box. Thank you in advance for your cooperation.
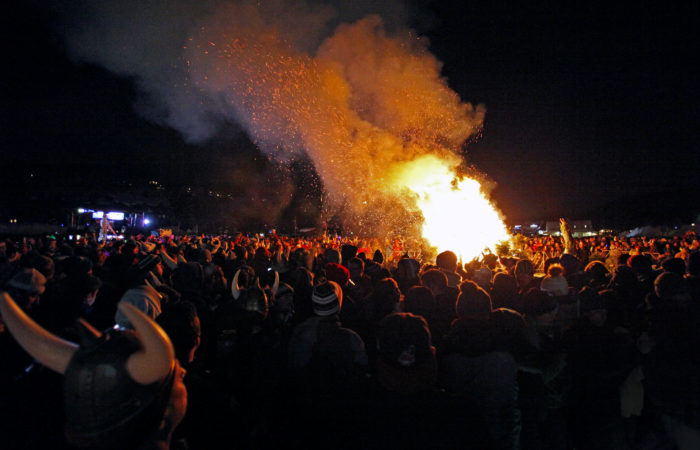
[84,290,99,307]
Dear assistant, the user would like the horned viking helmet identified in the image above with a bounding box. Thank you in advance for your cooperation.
[0,292,176,448]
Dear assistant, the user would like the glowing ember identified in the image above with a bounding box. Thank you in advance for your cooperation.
[391,155,511,261]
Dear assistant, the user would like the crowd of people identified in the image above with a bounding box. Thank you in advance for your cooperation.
[0,221,698,449]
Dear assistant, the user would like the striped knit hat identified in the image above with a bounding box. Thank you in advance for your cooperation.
[312,280,343,316]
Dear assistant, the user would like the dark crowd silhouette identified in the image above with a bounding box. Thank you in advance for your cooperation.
[1,221,698,449]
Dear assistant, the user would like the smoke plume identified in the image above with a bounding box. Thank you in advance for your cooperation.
[56,0,485,233]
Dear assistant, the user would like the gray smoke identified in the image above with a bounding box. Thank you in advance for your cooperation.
[55,0,410,143]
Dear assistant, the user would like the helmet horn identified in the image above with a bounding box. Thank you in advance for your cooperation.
[119,302,175,385]
[143,280,162,300]
[231,269,241,300]
[0,292,78,374]
[76,318,102,345]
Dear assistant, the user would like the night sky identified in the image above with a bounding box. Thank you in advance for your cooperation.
[2,1,698,228]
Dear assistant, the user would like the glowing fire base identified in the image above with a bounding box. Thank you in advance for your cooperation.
[391,155,510,262]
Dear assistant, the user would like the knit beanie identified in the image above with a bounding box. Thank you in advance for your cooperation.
[312,281,342,316]
[325,263,350,286]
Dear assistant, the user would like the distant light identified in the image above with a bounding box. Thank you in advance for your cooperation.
[514,225,522,229]
[77,235,81,239]
[693,223,696,227]
[530,224,538,228]
[77,208,86,213]
[106,212,125,221]
[259,233,264,237]
[69,235,73,240]
[143,218,151,226]
[92,211,104,219]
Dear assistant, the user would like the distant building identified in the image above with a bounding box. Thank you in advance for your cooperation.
[545,220,595,237]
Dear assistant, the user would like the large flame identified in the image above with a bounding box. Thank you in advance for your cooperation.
[390,155,510,261]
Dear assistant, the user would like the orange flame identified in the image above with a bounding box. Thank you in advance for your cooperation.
[390,155,510,261]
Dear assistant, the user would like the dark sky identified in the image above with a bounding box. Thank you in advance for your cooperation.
[2,1,698,227]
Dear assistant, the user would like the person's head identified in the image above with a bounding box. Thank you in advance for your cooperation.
[233,245,247,261]
[0,293,184,449]
[373,249,384,264]
[292,248,313,270]
[661,257,686,276]
[5,268,47,310]
[46,237,58,252]
[490,272,518,309]
[472,267,492,291]
[654,272,690,305]
[403,285,435,319]
[269,282,294,326]
[436,250,458,272]
[312,280,343,317]
[456,280,492,320]
[230,270,269,323]
[371,278,401,320]
[420,268,448,295]
[340,244,358,266]
[490,307,527,349]
[585,260,609,286]
[515,259,534,287]
[482,253,499,270]
[157,301,201,364]
[347,257,364,281]
[324,248,341,265]
[78,274,103,307]
[325,263,350,287]
[520,288,558,324]
[397,257,420,282]
[543,257,560,275]
[559,253,581,276]
[376,313,436,393]
[20,252,55,281]
[171,262,204,294]
[540,264,569,297]
[628,254,652,275]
